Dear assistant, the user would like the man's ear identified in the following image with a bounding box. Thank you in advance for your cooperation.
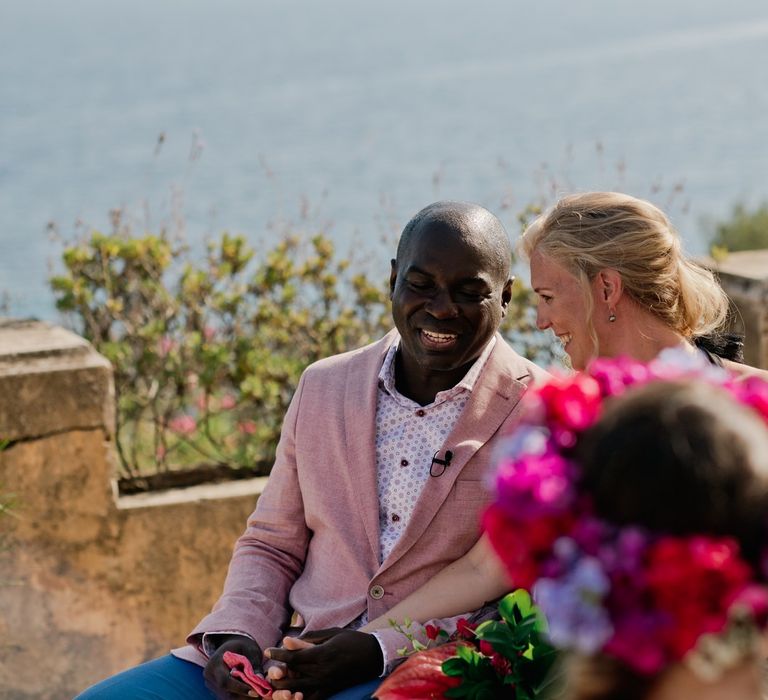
[389,259,397,299]
[500,277,514,318]
[596,268,623,306]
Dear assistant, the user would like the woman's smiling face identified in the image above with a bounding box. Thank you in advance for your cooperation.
[529,248,599,370]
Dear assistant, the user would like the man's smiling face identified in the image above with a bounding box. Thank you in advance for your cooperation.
[390,217,511,383]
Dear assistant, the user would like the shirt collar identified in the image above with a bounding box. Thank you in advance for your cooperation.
[378,333,497,399]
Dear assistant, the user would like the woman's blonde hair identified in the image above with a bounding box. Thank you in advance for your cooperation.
[519,192,729,338]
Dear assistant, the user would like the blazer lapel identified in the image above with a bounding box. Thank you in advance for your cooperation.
[378,337,531,571]
[344,330,397,569]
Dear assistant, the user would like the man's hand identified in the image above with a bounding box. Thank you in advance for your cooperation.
[204,636,264,699]
[265,629,383,699]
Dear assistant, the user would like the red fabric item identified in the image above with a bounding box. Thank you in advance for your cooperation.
[222,651,273,698]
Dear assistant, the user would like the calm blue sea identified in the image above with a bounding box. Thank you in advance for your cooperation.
[2,0,768,320]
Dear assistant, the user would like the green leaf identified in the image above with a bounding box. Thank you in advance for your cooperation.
[441,657,467,677]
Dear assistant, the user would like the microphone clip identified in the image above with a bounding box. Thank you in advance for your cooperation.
[430,449,453,477]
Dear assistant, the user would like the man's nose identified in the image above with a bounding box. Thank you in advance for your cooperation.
[425,290,459,319]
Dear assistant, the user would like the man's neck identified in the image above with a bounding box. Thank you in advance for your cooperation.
[393,349,474,406]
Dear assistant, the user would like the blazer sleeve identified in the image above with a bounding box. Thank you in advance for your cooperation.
[187,371,311,654]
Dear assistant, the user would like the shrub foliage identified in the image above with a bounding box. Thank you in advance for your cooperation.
[709,201,768,254]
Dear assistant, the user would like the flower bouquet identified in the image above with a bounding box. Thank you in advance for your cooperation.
[375,589,560,699]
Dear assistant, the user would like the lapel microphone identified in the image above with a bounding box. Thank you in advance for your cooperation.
[430,449,453,477]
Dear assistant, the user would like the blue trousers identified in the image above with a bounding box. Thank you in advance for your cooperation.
[75,654,380,700]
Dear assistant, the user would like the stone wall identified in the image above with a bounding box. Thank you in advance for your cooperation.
[702,249,768,369]
[0,319,266,700]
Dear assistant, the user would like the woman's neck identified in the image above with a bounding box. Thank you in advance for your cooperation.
[599,305,691,363]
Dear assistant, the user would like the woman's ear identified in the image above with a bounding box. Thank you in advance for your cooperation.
[597,268,623,306]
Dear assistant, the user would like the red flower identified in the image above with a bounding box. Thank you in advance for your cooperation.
[455,618,477,640]
[478,640,494,656]
[424,624,440,641]
[537,373,602,432]
[645,536,752,657]
[491,652,512,677]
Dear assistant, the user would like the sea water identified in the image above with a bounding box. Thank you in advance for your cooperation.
[1,0,767,319]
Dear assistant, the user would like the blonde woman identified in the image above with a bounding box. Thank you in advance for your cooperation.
[522,191,760,375]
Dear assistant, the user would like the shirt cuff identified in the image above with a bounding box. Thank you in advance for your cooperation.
[370,631,389,677]
[201,631,256,658]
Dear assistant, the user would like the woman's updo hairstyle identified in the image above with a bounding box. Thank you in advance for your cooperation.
[520,192,729,338]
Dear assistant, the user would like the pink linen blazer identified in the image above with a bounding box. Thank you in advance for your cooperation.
[174,330,549,666]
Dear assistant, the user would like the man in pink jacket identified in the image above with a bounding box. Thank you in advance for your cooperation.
[76,201,548,700]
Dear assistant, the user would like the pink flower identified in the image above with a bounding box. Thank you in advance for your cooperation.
[220,393,237,410]
[238,420,257,435]
[169,415,197,435]
[155,445,166,460]
[538,374,602,432]
[158,335,176,357]
[204,325,217,341]
[732,584,768,625]
[737,376,768,422]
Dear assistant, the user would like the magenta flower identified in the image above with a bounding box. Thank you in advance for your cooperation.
[494,452,574,518]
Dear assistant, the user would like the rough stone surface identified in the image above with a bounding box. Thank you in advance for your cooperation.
[0,319,114,442]
[701,251,768,369]
[0,321,265,700]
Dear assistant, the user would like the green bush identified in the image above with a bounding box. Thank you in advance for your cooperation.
[709,202,768,254]
[51,215,553,482]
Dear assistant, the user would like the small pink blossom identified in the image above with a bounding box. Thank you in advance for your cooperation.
[158,335,176,357]
[238,420,257,435]
[220,393,237,410]
[169,415,197,435]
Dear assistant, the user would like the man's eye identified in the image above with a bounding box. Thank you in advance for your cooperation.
[408,281,431,290]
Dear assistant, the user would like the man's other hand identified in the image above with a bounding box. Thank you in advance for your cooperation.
[266,628,383,699]
[204,635,264,699]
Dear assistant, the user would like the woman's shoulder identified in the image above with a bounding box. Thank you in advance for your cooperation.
[722,359,768,382]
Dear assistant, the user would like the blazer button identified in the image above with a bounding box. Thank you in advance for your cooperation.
[369,584,385,600]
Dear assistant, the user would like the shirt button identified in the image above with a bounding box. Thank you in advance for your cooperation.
[416,409,425,417]
[400,459,409,467]
[392,513,400,522]
[369,584,385,600]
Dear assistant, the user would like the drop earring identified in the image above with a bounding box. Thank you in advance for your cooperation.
[608,310,617,323]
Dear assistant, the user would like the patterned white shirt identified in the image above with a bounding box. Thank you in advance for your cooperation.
[374,334,496,562]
